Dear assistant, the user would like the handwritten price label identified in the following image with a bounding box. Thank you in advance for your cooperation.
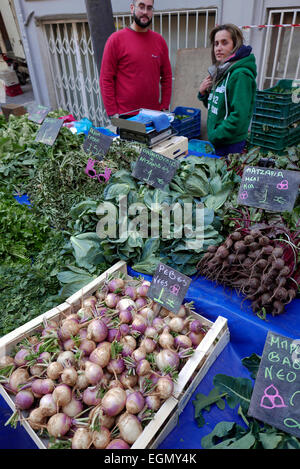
[238,166,300,212]
[248,331,300,438]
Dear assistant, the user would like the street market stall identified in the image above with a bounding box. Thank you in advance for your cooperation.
[0,88,299,449]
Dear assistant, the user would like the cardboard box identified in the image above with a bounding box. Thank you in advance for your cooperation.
[0,70,19,86]
[152,135,188,159]
[0,260,229,449]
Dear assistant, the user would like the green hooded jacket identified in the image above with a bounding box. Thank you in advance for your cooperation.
[198,53,257,146]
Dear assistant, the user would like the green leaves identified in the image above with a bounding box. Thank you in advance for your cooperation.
[241,353,261,379]
[193,387,227,428]
[0,189,49,265]
[70,232,105,271]
[0,229,67,336]
[201,421,255,449]
[194,354,300,449]
[57,265,97,299]
[88,156,238,275]
[213,374,253,413]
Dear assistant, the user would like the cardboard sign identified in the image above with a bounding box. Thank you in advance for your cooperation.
[238,166,300,213]
[83,127,114,161]
[26,103,51,124]
[248,331,300,438]
[35,117,63,146]
[147,262,192,314]
[132,148,180,189]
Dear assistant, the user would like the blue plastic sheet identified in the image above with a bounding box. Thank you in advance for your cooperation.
[0,266,299,449]
[13,194,31,206]
[72,117,93,135]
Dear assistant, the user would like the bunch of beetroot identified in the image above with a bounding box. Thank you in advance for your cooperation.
[0,273,207,449]
[197,226,299,316]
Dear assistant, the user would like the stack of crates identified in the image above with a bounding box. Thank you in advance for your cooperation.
[171,106,201,139]
[249,79,300,152]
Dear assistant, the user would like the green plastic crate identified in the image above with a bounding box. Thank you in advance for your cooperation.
[249,120,300,151]
[252,107,300,127]
[254,79,300,121]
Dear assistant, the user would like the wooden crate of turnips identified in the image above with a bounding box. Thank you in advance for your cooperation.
[0,261,229,449]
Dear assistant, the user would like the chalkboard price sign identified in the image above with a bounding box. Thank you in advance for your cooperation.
[35,118,63,146]
[248,331,300,438]
[238,166,300,212]
[26,103,51,124]
[83,127,114,161]
[132,148,180,189]
[147,262,192,314]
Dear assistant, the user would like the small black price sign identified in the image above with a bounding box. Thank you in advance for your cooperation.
[83,127,114,161]
[35,117,63,146]
[248,331,300,438]
[147,262,192,314]
[26,103,51,124]
[132,148,180,189]
[238,165,300,212]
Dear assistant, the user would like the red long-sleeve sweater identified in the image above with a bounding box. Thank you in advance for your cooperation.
[100,27,173,116]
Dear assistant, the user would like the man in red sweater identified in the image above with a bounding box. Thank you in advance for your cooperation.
[100,0,172,119]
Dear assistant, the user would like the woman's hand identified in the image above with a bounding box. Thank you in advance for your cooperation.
[199,75,212,95]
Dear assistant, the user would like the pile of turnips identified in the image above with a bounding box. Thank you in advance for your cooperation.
[0,273,208,449]
[196,224,299,317]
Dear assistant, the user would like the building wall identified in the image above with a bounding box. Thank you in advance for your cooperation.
[13,0,300,108]
[1,0,25,58]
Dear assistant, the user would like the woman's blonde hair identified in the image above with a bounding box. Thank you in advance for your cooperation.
[210,24,244,64]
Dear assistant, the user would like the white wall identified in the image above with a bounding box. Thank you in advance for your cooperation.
[1,0,25,58]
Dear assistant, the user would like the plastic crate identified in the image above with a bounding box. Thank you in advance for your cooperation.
[188,139,215,154]
[252,108,300,128]
[171,106,201,139]
[187,139,220,158]
[249,120,300,151]
[253,79,300,122]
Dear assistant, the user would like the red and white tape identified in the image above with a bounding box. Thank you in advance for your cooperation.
[240,24,300,29]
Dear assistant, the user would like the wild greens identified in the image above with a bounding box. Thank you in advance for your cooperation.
[193,354,300,449]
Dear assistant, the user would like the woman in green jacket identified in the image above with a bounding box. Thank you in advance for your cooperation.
[198,24,257,157]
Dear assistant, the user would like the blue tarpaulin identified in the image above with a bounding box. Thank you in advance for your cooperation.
[1,265,298,449]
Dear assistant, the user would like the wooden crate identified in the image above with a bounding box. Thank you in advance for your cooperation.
[132,317,229,449]
[1,104,27,119]
[151,135,188,159]
[0,260,229,449]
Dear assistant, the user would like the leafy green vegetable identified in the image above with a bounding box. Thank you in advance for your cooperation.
[0,189,50,264]
[67,156,237,276]
[0,230,68,336]
[193,354,300,449]
[193,387,227,427]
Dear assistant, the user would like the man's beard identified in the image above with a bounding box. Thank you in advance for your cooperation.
[133,12,152,28]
